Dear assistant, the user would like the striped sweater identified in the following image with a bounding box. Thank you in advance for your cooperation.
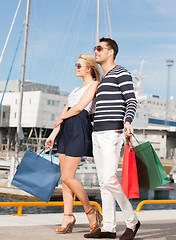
[93,65,137,132]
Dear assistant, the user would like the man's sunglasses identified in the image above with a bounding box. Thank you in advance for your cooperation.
[93,45,109,52]
[75,63,87,69]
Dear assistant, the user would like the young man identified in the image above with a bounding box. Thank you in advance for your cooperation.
[84,38,140,239]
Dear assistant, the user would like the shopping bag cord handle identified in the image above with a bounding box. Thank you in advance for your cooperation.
[131,133,140,145]
[126,136,133,148]
[38,147,54,163]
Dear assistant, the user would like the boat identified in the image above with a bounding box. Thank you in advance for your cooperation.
[40,153,121,197]
[0,0,175,199]
[0,159,10,181]
[132,59,176,168]
[1,1,175,159]
[169,166,176,183]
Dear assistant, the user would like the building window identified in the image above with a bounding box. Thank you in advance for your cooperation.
[29,98,31,104]
[47,99,60,106]
[14,112,16,118]
[3,112,5,119]
[55,101,60,106]
[15,99,17,104]
[51,114,55,121]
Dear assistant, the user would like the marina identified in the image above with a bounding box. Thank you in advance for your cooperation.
[0,1,176,239]
[0,179,176,215]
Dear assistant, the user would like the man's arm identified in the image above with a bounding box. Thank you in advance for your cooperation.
[119,74,137,136]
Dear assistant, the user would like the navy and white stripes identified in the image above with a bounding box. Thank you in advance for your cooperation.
[93,65,137,132]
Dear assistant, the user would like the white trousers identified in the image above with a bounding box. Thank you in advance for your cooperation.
[92,130,138,233]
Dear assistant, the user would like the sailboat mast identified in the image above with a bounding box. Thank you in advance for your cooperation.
[0,0,22,65]
[96,0,112,43]
[17,0,31,154]
[106,0,112,39]
[96,0,100,44]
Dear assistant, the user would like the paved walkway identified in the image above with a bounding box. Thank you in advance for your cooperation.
[0,210,176,240]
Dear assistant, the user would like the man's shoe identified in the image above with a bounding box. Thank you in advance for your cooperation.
[119,221,141,240]
[84,228,116,238]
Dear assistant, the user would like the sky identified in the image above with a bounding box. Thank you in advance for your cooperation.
[0,0,176,100]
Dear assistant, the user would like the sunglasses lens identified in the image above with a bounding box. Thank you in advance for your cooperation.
[75,63,81,69]
[94,46,102,52]
[96,46,102,52]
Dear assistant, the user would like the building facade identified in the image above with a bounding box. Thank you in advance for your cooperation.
[0,80,176,159]
[0,80,68,151]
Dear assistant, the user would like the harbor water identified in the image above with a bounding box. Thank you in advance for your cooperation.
[0,183,176,215]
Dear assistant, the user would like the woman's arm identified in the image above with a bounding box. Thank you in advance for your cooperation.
[54,81,99,127]
[54,103,69,127]
[60,102,69,116]
[45,125,60,149]
[45,103,69,148]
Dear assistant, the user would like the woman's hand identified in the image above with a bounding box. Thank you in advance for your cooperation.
[54,116,63,128]
[45,136,54,149]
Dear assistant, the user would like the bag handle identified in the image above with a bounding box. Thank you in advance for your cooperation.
[38,147,54,163]
[126,135,133,149]
[131,133,140,145]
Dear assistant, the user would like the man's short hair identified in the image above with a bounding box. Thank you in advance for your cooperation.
[100,37,119,60]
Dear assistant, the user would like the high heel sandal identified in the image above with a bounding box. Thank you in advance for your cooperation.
[86,206,103,233]
[55,213,76,234]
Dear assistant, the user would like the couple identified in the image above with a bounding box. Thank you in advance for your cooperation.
[45,38,140,240]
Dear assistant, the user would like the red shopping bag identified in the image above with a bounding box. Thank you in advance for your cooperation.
[121,138,140,199]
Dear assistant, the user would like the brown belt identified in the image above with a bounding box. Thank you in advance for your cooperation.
[115,130,123,134]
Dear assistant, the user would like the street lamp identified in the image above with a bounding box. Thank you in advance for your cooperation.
[165,59,174,128]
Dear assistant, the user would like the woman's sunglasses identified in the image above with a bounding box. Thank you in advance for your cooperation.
[75,63,87,69]
[93,45,109,52]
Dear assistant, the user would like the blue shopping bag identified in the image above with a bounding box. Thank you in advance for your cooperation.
[11,148,61,202]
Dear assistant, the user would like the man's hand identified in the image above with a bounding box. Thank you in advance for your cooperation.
[124,122,133,138]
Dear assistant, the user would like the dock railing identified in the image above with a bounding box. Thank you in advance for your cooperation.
[1,199,176,215]
[0,200,102,216]
[135,199,176,212]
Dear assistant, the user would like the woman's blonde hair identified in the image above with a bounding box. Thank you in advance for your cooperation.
[78,53,100,82]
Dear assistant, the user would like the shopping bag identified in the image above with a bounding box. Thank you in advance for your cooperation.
[121,138,140,199]
[11,148,61,202]
[133,135,170,191]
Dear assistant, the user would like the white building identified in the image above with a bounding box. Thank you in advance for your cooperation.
[0,80,68,150]
[0,79,176,160]
[132,95,176,159]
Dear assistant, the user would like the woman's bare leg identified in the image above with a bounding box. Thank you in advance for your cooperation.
[59,153,74,227]
[61,155,96,226]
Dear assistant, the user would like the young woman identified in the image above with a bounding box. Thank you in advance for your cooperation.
[45,53,102,234]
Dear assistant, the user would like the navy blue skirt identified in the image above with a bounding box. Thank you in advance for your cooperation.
[56,109,93,157]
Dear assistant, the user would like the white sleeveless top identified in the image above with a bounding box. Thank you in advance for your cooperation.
[68,82,94,113]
